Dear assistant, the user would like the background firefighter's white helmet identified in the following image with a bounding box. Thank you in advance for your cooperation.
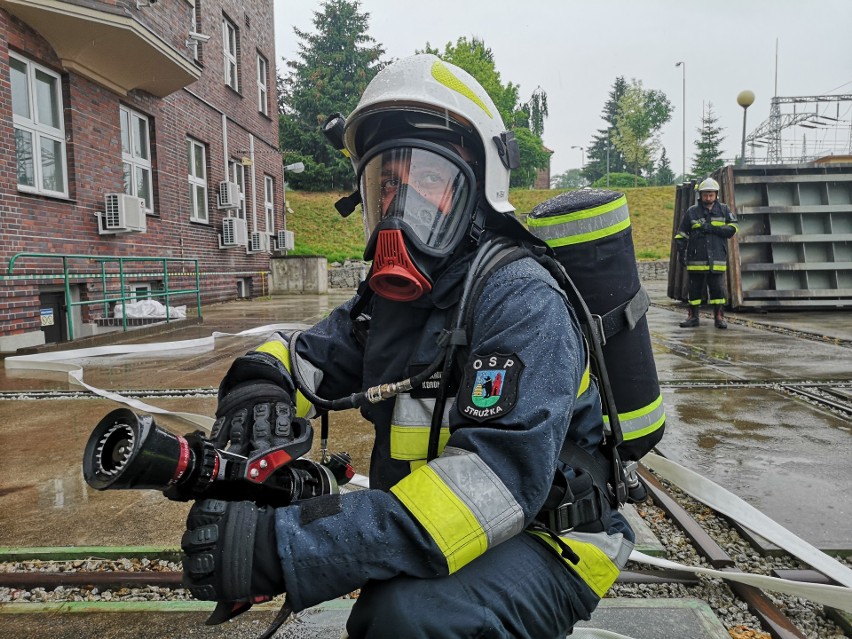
[343,54,516,213]
[698,177,720,193]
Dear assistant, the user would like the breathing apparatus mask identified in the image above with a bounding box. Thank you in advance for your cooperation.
[358,137,483,302]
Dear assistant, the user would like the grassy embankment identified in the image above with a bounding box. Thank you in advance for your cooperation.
[286,186,677,264]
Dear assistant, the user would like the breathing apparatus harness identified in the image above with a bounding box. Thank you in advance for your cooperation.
[288,211,630,513]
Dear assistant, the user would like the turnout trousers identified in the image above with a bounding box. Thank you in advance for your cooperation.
[687,271,727,305]
[346,531,600,639]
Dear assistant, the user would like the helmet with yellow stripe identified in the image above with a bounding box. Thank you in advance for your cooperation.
[342,54,518,214]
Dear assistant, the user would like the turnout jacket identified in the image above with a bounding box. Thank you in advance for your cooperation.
[675,201,738,272]
[250,255,634,612]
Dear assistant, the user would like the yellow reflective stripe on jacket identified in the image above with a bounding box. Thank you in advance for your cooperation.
[603,393,665,441]
[390,425,451,460]
[390,394,453,460]
[527,530,626,598]
[255,341,314,418]
[391,448,524,574]
[577,345,591,397]
[527,195,630,247]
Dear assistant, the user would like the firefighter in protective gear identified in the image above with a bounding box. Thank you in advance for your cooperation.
[674,177,738,328]
[180,54,634,639]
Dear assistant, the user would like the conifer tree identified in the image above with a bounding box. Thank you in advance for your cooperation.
[691,103,726,178]
[279,0,385,191]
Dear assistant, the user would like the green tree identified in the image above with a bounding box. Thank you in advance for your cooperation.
[654,148,675,185]
[421,37,550,188]
[583,77,628,184]
[611,79,673,186]
[551,168,587,189]
[279,0,385,191]
[691,103,726,178]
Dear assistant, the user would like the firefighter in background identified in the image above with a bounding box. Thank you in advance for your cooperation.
[675,177,739,328]
[179,54,634,638]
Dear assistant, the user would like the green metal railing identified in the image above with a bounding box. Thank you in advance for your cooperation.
[7,253,202,340]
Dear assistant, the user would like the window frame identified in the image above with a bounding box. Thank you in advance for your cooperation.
[10,52,69,198]
[264,174,275,234]
[257,53,269,115]
[187,137,209,223]
[229,160,247,220]
[120,104,153,212]
[222,16,239,91]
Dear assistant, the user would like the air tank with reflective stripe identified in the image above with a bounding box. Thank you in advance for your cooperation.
[528,189,664,461]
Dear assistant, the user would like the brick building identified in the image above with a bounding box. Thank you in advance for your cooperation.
[0,0,284,352]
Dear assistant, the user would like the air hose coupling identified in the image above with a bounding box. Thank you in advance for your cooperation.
[366,379,414,404]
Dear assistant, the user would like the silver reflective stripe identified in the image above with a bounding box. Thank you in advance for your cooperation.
[433,446,525,547]
[529,200,630,246]
[564,530,634,569]
[603,395,665,440]
[392,394,452,427]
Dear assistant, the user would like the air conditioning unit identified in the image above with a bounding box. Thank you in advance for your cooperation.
[218,181,242,209]
[220,216,247,247]
[276,230,295,251]
[248,231,270,253]
[99,193,147,233]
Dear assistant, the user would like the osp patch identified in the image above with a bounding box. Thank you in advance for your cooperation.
[458,353,524,423]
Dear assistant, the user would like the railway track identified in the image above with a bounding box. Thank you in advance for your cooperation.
[1,469,848,639]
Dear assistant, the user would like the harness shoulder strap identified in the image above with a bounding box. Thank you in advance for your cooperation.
[453,240,629,507]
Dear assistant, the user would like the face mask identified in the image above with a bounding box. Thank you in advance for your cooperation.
[359,140,477,301]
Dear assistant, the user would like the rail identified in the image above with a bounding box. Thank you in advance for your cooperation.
[6,253,202,340]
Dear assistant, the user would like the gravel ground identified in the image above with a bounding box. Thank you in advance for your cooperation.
[1,474,849,639]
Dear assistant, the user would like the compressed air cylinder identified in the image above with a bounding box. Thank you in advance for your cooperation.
[528,189,664,461]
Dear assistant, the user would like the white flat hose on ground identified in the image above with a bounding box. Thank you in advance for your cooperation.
[6,333,852,616]
[4,323,309,432]
[642,452,852,590]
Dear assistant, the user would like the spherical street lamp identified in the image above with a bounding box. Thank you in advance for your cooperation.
[737,90,756,165]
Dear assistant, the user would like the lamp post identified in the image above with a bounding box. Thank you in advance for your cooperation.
[675,61,686,179]
[606,130,611,187]
[737,90,755,165]
[571,145,585,169]
[282,161,305,253]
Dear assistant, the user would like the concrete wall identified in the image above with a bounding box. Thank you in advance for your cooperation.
[270,256,328,294]
[323,260,669,291]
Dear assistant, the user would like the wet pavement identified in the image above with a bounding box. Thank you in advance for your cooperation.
[0,278,850,635]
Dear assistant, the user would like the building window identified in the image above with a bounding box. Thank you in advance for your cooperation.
[187,138,208,223]
[257,54,269,115]
[10,53,68,197]
[229,160,247,219]
[222,16,239,91]
[264,174,275,233]
[129,283,151,301]
[120,105,153,211]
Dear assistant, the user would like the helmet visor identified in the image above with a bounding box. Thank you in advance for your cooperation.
[360,143,475,254]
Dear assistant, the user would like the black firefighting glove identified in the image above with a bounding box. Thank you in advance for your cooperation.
[678,249,687,267]
[211,381,301,456]
[181,498,285,603]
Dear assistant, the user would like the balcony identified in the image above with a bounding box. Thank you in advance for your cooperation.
[0,0,200,97]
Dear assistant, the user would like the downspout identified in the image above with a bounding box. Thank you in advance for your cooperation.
[250,134,257,233]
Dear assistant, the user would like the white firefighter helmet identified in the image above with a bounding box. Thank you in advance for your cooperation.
[698,177,720,193]
[342,54,517,213]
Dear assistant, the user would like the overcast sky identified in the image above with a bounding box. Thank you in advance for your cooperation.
[273,1,852,178]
